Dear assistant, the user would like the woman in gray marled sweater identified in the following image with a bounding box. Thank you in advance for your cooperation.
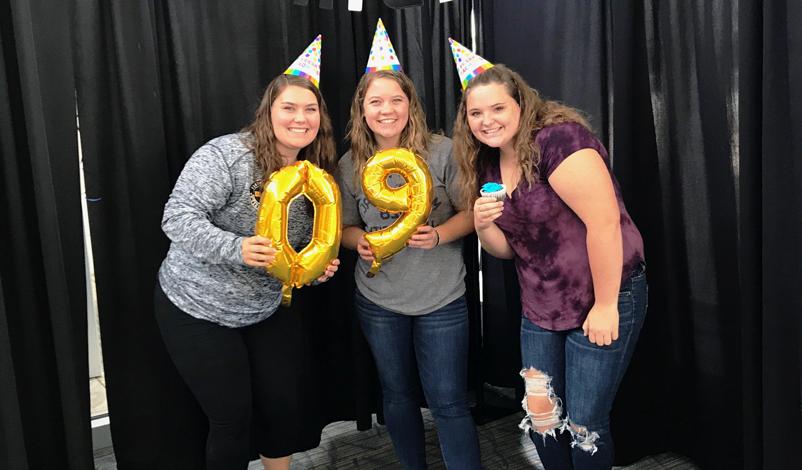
[154,74,339,470]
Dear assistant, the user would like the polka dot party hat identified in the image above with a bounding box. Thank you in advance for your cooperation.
[448,37,493,90]
[365,19,402,74]
[284,34,323,88]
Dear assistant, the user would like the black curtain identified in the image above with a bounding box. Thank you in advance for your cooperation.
[74,1,473,468]
[760,1,802,468]
[0,0,93,469]
[481,1,802,469]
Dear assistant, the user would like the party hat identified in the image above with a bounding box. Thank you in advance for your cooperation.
[448,38,493,90]
[284,34,323,88]
[365,19,402,73]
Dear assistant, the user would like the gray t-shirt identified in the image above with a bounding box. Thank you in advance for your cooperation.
[158,133,313,327]
[337,135,466,315]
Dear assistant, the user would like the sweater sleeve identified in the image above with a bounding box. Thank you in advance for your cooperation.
[161,143,245,265]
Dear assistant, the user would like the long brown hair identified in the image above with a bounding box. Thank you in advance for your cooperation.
[243,74,336,182]
[452,64,590,207]
[345,70,430,185]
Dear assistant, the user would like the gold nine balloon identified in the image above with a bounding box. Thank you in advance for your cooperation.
[361,148,433,277]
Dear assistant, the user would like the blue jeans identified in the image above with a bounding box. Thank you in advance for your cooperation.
[520,263,647,470]
[355,291,481,470]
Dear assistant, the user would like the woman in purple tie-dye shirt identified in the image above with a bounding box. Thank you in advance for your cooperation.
[453,64,647,470]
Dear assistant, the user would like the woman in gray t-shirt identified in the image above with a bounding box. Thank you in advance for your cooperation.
[155,73,339,470]
[338,68,481,469]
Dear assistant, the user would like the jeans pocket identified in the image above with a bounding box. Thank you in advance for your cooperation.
[645,283,649,313]
[617,290,635,322]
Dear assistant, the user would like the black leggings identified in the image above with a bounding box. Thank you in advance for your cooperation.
[154,284,321,470]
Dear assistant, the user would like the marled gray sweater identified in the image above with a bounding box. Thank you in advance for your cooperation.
[158,133,312,327]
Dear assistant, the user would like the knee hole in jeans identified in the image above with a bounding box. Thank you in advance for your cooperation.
[566,419,601,455]
[518,368,566,439]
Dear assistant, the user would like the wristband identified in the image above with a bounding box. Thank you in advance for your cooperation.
[434,228,440,247]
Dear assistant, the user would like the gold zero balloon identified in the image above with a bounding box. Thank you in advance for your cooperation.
[256,160,341,306]
[361,148,433,277]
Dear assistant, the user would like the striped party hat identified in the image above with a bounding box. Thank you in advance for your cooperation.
[284,34,323,88]
[365,19,402,74]
[448,38,493,90]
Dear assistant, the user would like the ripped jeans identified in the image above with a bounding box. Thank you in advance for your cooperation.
[519,263,647,470]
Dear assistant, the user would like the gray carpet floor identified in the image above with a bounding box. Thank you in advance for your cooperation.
[94,409,698,469]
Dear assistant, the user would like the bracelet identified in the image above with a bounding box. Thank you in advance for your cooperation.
[434,228,440,247]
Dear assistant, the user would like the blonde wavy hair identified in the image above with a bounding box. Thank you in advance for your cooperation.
[243,74,336,182]
[452,64,590,207]
[346,70,430,185]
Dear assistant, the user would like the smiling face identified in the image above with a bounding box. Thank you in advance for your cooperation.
[270,85,321,160]
[465,82,522,155]
[362,77,410,149]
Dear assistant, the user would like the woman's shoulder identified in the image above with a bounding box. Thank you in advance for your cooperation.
[429,133,453,148]
[205,132,250,153]
[534,121,607,175]
[193,133,251,166]
[535,121,598,146]
[196,133,250,158]
[427,133,453,158]
[337,149,355,171]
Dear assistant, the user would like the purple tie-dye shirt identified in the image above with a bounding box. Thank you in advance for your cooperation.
[481,122,644,331]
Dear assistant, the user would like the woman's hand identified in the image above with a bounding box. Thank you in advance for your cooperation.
[242,236,277,267]
[407,225,440,250]
[474,197,504,231]
[316,258,340,283]
[356,235,375,263]
[582,303,619,346]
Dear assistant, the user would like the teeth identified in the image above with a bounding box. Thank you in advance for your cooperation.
[288,128,308,133]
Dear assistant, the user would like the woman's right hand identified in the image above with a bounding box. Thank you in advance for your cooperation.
[474,197,504,231]
[242,236,277,267]
[356,235,375,263]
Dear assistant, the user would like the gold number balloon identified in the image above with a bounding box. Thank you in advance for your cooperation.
[361,148,433,277]
[256,160,341,305]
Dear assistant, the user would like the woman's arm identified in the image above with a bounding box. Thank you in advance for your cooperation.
[549,148,623,346]
[341,225,365,251]
[407,209,474,249]
[342,225,374,262]
[162,145,250,265]
[473,197,514,259]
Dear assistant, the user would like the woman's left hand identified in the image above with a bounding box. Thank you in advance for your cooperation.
[316,258,340,283]
[582,303,619,346]
[407,225,440,250]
